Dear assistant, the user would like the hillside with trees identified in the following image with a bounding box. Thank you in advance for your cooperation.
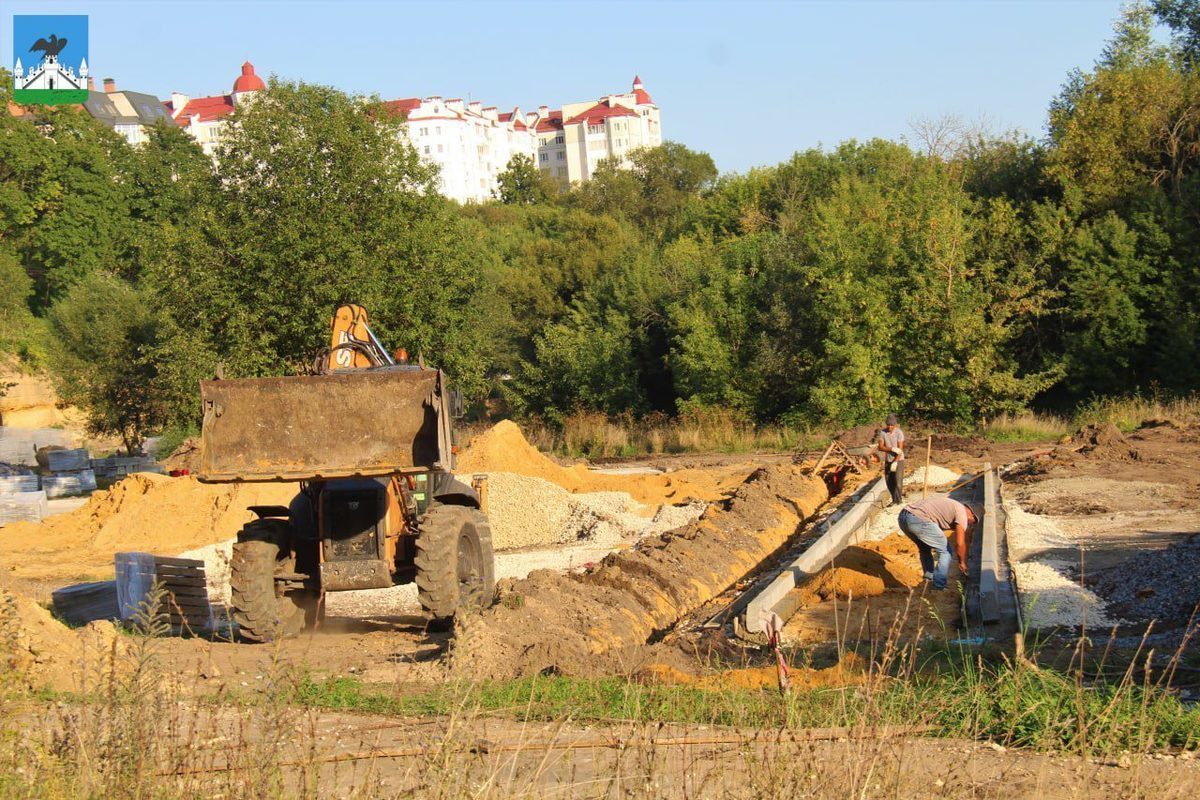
[1,2,1198,451]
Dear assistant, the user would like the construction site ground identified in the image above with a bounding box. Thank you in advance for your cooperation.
[2,418,1200,795]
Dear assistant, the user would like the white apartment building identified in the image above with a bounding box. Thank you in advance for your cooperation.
[532,76,662,185]
[166,62,265,156]
[384,96,537,203]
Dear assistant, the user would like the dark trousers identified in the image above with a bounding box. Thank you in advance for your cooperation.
[885,458,904,505]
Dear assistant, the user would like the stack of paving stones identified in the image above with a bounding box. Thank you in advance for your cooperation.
[42,448,97,499]
[0,465,46,524]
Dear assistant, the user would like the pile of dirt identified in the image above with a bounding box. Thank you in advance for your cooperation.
[796,535,925,603]
[642,653,865,691]
[1075,423,1140,461]
[163,437,200,473]
[0,474,296,581]
[458,421,743,505]
[1092,535,1200,626]
[452,464,831,680]
[833,424,882,449]
[0,588,126,692]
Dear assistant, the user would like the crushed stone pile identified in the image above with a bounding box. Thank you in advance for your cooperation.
[0,588,126,692]
[1004,498,1123,629]
[484,471,704,550]
[1092,535,1200,626]
[458,421,743,505]
[903,465,962,488]
[796,534,925,603]
[451,464,830,680]
[0,473,297,581]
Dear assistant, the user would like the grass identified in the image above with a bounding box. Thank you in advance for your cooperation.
[284,650,1200,757]
[1074,393,1200,432]
[980,412,1070,443]
[519,409,822,459]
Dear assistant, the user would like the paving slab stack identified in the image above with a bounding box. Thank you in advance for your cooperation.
[42,448,97,499]
[90,455,166,482]
[0,471,47,525]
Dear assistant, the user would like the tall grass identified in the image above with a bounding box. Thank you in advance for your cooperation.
[522,409,819,459]
[1,592,1198,797]
[980,412,1070,443]
[1074,393,1200,432]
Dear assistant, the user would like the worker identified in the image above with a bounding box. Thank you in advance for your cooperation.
[876,413,906,505]
[898,495,980,590]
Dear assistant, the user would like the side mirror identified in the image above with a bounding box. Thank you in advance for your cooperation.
[449,390,464,419]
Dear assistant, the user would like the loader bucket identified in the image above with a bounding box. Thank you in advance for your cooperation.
[198,368,452,482]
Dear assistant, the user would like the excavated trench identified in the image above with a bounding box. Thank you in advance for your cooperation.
[452,464,836,680]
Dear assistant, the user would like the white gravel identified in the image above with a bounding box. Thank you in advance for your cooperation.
[1004,498,1125,630]
[903,465,964,488]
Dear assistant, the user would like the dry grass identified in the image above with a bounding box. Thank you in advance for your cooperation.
[1,587,1198,798]
[980,412,1071,443]
[500,409,816,459]
[1074,393,1200,432]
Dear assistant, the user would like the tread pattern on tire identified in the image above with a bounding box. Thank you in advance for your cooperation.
[230,518,302,642]
[415,504,496,622]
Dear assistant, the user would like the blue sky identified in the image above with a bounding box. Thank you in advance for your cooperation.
[2,1,1138,172]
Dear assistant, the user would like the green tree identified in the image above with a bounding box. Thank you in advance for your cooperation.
[495,153,553,205]
[143,79,486,424]
[48,272,165,454]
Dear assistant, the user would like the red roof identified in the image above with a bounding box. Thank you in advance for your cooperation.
[381,97,422,117]
[498,108,528,129]
[564,101,639,126]
[632,75,653,105]
[233,61,265,93]
[173,94,235,125]
[534,109,563,132]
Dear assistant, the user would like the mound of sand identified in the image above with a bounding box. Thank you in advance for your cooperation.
[459,421,743,505]
[1,588,126,692]
[0,474,296,581]
[642,653,865,691]
[797,535,925,603]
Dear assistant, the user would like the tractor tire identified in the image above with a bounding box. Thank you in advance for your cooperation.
[415,504,495,624]
[230,518,316,642]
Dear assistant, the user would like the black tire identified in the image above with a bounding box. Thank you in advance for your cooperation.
[230,518,316,642]
[415,504,495,623]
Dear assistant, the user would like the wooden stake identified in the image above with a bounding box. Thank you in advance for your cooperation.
[923,434,932,498]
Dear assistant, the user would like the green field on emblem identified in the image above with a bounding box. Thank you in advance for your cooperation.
[13,89,88,105]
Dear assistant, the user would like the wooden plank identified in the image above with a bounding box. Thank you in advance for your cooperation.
[149,556,206,568]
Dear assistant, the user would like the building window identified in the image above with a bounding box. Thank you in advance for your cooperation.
[436,126,441,135]
[556,167,567,177]
[588,124,603,135]
[438,144,444,153]
[420,127,429,136]
[539,152,548,163]
[555,134,564,144]
[556,151,565,160]
[424,145,430,154]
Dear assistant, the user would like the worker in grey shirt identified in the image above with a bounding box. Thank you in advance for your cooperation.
[898,495,979,590]
[877,414,906,505]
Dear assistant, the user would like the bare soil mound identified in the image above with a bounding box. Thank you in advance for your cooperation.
[452,464,830,680]
[458,421,743,505]
[1,588,126,691]
[0,474,296,581]
[797,535,925,603]
[163,437,200,473]
[833,424,882,449]
[1075,423,1140,461]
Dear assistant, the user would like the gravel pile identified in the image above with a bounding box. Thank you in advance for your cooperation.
[1091,535,1200,625]
[903,465,963,488]
[483,471,704,550]
[1004,499,1123,629]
